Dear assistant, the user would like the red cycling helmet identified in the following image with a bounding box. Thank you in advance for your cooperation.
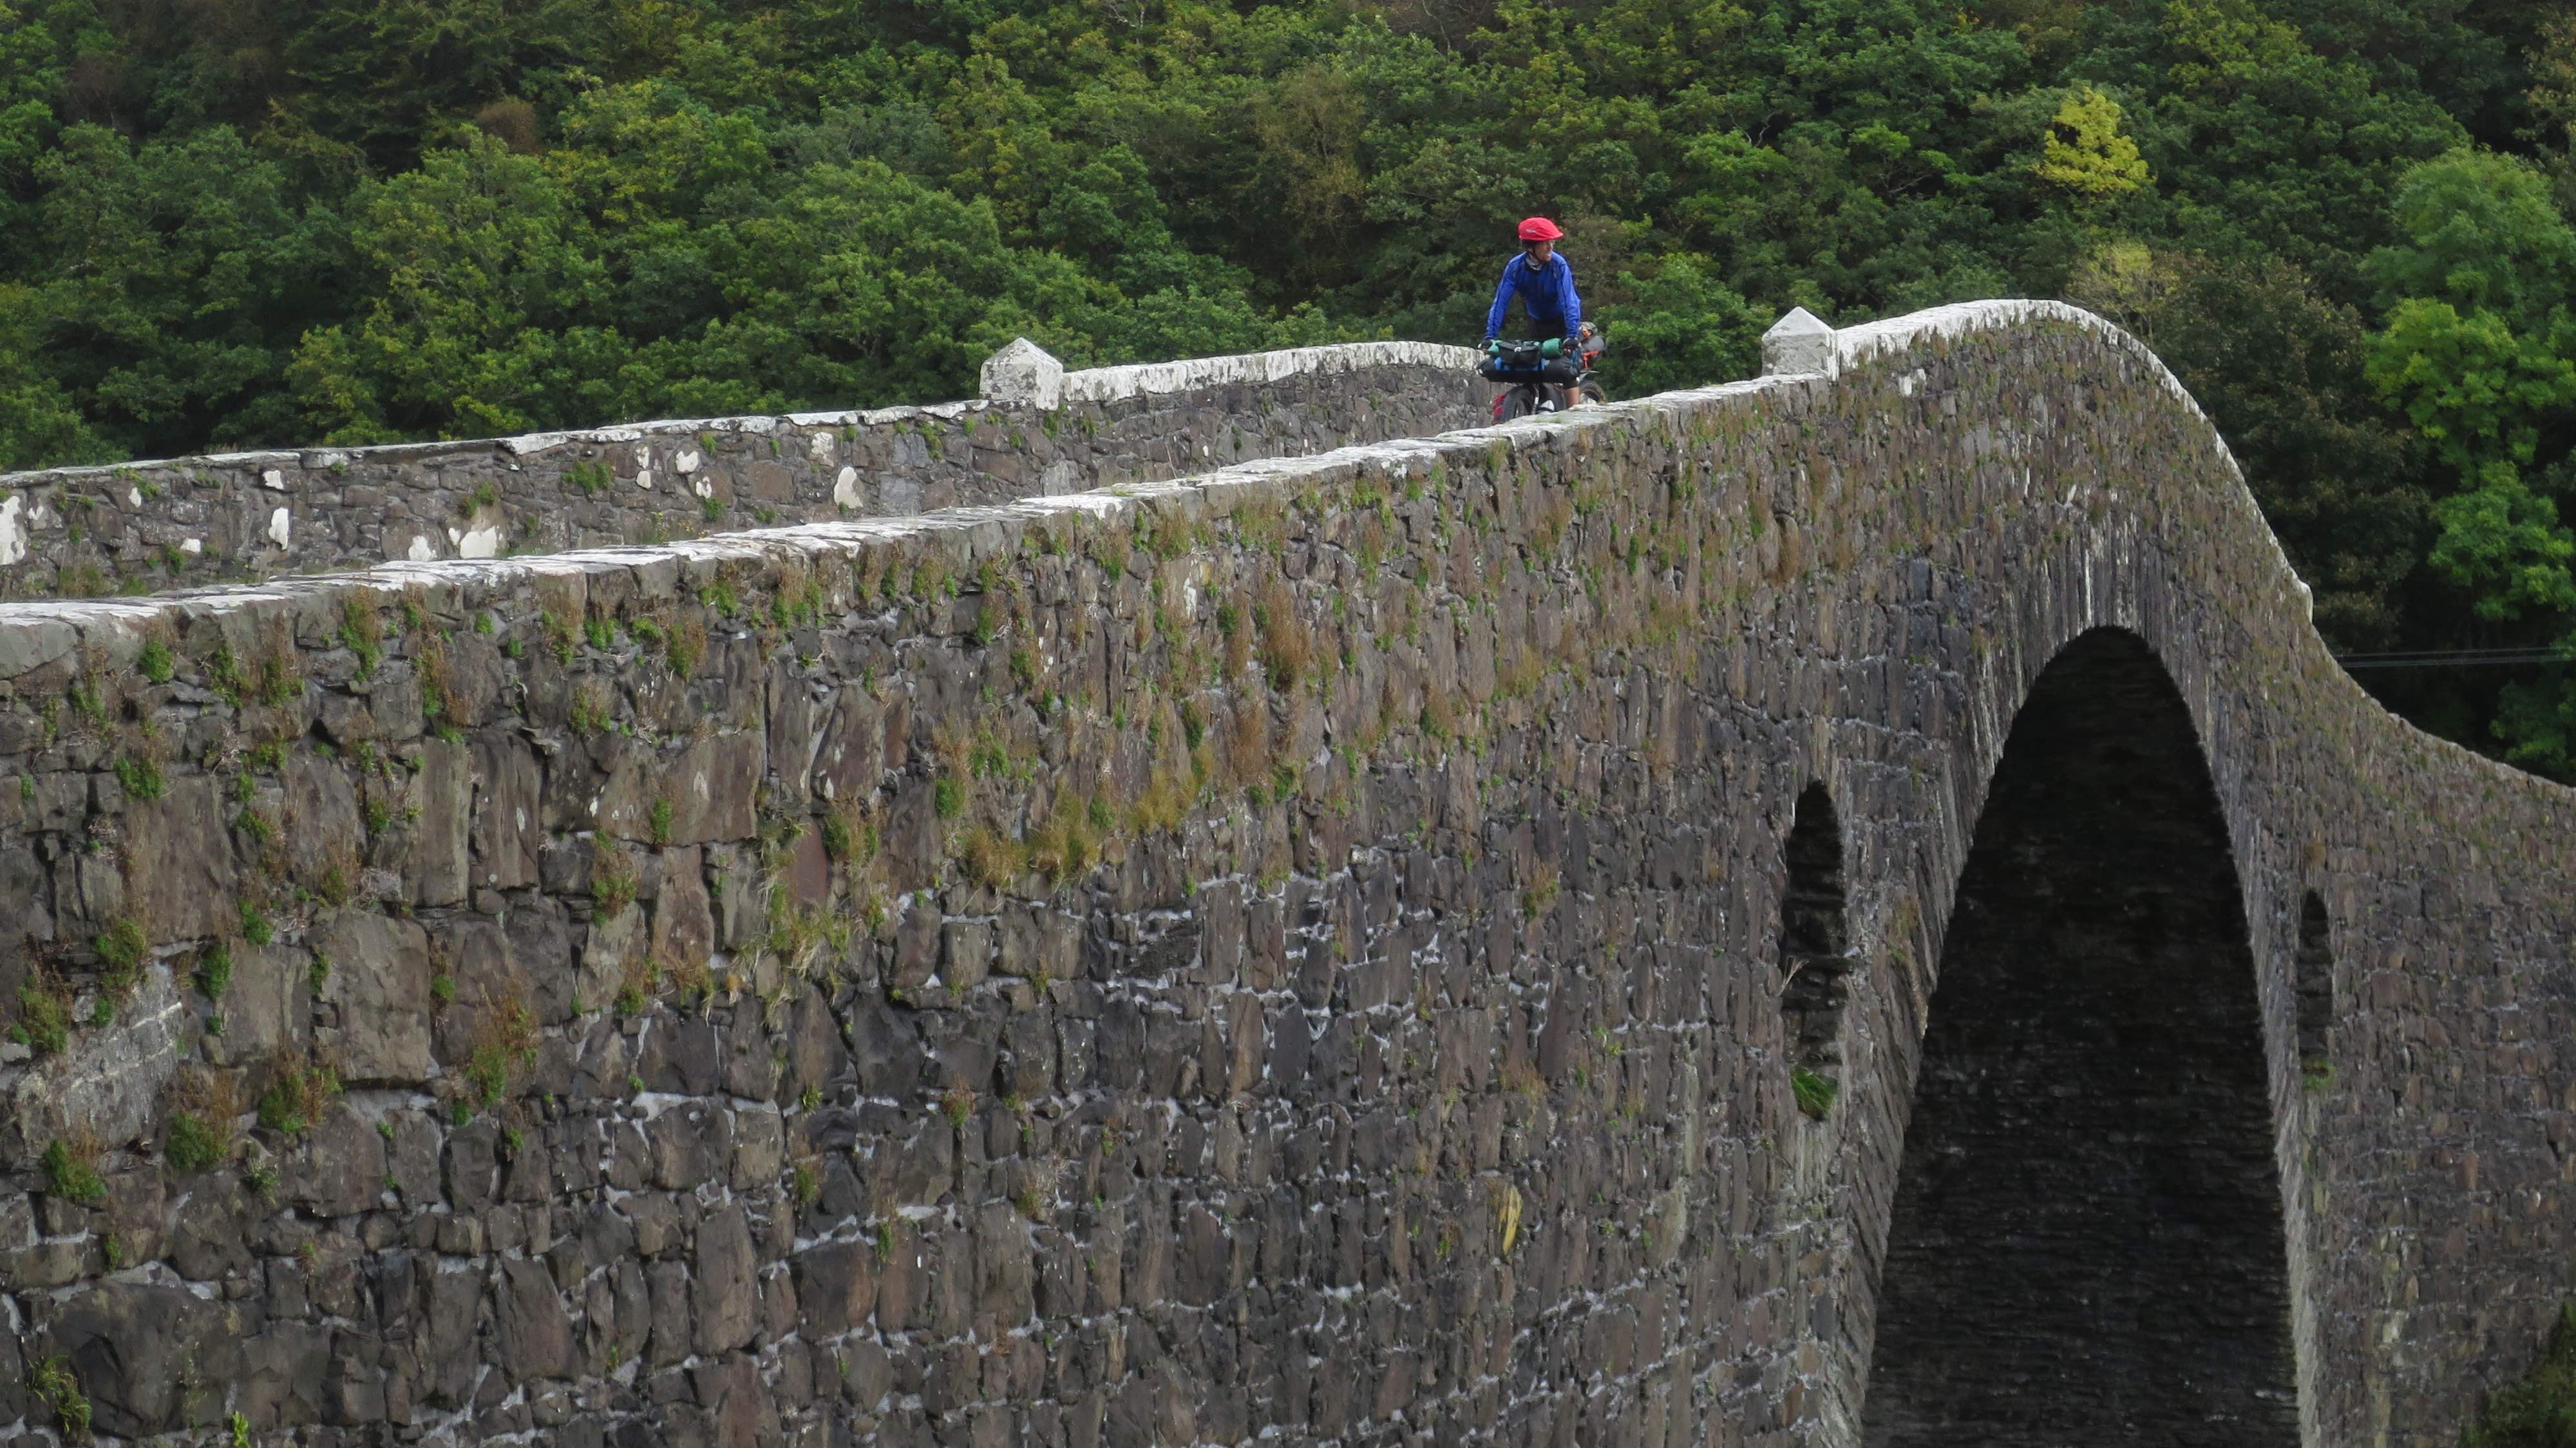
[1517,216,1565,242]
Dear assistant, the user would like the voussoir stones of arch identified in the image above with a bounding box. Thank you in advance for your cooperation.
[980,336,1065,410]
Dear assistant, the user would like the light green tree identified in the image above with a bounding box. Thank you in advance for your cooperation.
[2033,88,2150,197]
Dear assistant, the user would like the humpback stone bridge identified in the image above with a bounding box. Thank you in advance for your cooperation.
[0,303,2568,1447]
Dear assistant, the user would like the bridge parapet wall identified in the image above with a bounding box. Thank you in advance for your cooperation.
[0,306,2564,1446]
[0,341,1482,602]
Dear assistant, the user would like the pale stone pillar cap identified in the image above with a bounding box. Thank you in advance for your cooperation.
[1761,307,1837,377]
[981,338,1066,409]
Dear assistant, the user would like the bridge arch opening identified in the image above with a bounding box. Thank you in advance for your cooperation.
[1779,781,1852,1110]
[1862,628,2298,1447]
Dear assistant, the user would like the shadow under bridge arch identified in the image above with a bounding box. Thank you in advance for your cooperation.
[1861,627,2298,1447]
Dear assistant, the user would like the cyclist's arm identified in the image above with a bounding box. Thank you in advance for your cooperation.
[1484,267,1515,341]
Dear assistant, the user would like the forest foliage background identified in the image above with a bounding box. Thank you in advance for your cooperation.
[3,0,2576,774]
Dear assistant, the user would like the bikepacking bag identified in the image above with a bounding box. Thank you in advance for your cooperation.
[1482,338,1560,379]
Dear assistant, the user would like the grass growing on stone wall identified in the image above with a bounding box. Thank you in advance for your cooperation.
[667,614,706,677]
[464,995,538,1110]
[67,667,111,730]
[1005,792,1102,888]
[253,644,301,707]
[2464,1304,2576,1447]
[164,1112,225,1172]
[567,680,614,735]
[194,940,232,998]
[1520,862,1561,918]
[1790,1067,1837,1120]
[95,917,148,1009]
[40,1136,107,1209]
[820,803,878,866]
[1255,581,1311,691]
[113,752,163,801]
[205,644,243,705]
[256,1047,340,1136]
[310,837,359,908]
[24,1355,90,1440]
[340,595,384,677]
[665,953,714,1011]
[1129,765,1193,837]
[956,826,1018,890]
[761,886,853,981]
[164,1066,239,1173]
[41,1134,107,1203]
[593,844,639,915]
[414,627,464,734]
[613,953,660,1016]
[12,967,73,1056]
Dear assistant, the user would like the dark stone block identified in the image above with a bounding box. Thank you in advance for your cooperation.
[498,1256,574,1384]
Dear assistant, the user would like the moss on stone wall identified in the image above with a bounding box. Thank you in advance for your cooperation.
[2465,1306,2576,1448]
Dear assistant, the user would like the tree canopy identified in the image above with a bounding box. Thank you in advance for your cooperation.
[4,0,2576,774]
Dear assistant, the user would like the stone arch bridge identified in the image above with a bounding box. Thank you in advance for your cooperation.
[0,302,2567,1446]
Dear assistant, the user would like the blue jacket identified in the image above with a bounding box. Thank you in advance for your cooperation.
[1484,251,1582,340]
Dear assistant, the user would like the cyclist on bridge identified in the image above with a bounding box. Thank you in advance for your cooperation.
[1481,216,1594,404]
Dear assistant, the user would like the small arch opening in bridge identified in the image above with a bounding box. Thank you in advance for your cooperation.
[2297,890,2335,1080]
[1864,629,2297,1447]
[1779,781,1852,1113]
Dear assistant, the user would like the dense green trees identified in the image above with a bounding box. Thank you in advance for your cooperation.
[2354,148,2576,770]
[3,0,2574,772]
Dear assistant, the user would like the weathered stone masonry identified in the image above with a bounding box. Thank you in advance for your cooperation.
[0,341,1484,600]
[0,305,2571,1447]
